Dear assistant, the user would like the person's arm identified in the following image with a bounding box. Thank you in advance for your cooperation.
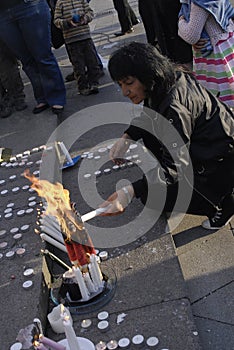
[54,1,71,30]
[81,0,94,24]
[178,2,209,45]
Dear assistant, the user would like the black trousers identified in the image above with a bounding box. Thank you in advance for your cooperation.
[66,39,100,90]
[138,0,192,64]
[113,0,138,33]
[0,38,25,104]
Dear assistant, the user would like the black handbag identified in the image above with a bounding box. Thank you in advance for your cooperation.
[51,17,64,49]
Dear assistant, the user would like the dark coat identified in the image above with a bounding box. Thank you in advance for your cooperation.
[126,72,234,214]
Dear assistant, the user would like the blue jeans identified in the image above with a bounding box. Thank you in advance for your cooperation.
[0,0,66,106]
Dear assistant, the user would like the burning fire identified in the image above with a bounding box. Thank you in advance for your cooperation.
[24,170,96,267]
[24,169,83,239]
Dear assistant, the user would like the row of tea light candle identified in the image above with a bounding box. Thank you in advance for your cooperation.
[80,311,163,349]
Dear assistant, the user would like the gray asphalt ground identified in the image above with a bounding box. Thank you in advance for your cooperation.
[0,1,233,349]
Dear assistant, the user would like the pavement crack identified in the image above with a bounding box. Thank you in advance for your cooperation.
[193,314,234,327]
[191,280,234,305]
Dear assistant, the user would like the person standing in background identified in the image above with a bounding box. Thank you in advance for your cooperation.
[178,0,234,108]
[113,0,140,37]
[0,0,66,115]
[0,38,27,118]
[139,0,192,67]
[54,0,101,95]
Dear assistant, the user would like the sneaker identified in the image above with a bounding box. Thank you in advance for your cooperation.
[65,72,75,82]
[202,194,234,229]
[79,88,92,96]
[90,84,99,94]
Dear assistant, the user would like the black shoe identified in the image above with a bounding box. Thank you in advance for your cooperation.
[65,72,75,82]
[202,194,234,229]
[33,103,50,114]
[90,84,99,94]
[51,106,64,115]
[114,28,134,37]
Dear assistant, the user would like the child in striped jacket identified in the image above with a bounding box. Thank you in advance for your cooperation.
[54,0,100,95]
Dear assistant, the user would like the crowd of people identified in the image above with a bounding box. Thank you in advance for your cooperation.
[0,0,234,228]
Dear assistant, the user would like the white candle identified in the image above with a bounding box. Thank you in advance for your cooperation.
[97,320,109,332]
[132,335,144,347]
[90,254,103,288]
[146,337,159,347]
[58,142,73,164]
[118,338,130,348]
[97,311,109,320]
[81,319,92,329]
[39,335,66,350]
[73,267,90,301]
[40,225,64,243]
[99,251,108,261]
[63,316,81,350]
[83,271,97,293]
[106,340,118,350]
[95,341,107,350]
[40,233,67,253]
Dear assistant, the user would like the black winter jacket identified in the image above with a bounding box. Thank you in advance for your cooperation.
[125,71,234,207]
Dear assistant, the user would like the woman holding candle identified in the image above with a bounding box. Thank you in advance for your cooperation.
[99,42,234,230]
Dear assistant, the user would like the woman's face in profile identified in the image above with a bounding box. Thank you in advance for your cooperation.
[117,76,146,104]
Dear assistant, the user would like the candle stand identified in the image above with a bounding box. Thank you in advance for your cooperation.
[50,265,117,315]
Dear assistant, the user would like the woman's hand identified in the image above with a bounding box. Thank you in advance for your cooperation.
[193,38,208,51]
[99,185,135,216]
[109,133,132,164]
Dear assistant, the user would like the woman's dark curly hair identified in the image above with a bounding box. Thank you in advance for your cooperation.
[108,42,176,98]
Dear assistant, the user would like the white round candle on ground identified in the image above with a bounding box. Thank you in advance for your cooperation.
[103,168,111,175]
[0,253,3,261]
[5,212,13,220]
[13,233,22,241]
[98,147,108,154]
[20,224,30,232]
[81,319,92,329]
[17,209,25,217]
[129,144,138,150]
[1,189,8,196]
[12,187,20,194]
[97,311,109,320]
[28,196,36,201]
[132,335,144,347]
[118,338,130,348]
[0,229,6,238]
[112,165,119,171]
[16,248,26,257]
[94,170,102,177]
[4,207,12,214]
[95,341,107,350]
[97,320,109,332]
[25,208,34,215]
[10,227,19,234]
[84,173,92,180]
[23,268,34,277]
[146,337,159,347]
[5,251,15,259]
[22,280,33,289]
[7,202,15,208]
[106,340,118,350]
[9,175,17,181]
[0,242,8,249]
[99,251,108,261]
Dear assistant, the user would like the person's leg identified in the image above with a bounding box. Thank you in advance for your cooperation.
[138,0,160,46]
[0,0,66,107]
[0,40,26,111]
[84,39,100,93]
[66,41,89,95]
[113,0,133,34]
